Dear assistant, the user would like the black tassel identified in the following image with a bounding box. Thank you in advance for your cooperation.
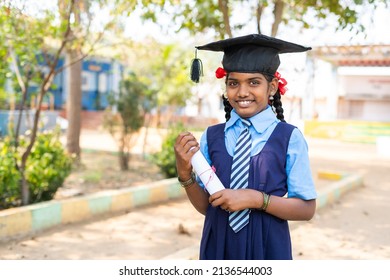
[190,49,203,83]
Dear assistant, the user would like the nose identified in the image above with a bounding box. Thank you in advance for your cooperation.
[237,84,249,97]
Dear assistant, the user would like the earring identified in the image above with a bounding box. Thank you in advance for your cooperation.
[223,92,228,99]
[269,96,274,101]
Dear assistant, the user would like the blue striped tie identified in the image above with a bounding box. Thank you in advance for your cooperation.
[229,119,252,233]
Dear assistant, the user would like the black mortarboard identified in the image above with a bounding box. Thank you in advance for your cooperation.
[190,34,311,82]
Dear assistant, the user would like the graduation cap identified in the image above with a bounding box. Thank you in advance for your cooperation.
[190,34,311,83]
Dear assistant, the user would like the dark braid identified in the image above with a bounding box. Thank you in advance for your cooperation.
[222,74,233,122]
[222,94,233,122]
[264,74,286,122]
[270,91,285,122]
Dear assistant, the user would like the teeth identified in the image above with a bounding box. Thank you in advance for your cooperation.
[238,101,251,105]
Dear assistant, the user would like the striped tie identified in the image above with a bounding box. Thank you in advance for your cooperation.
[229,119,252,233]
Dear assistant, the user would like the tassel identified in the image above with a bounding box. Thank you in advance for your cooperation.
[190,49,203,83]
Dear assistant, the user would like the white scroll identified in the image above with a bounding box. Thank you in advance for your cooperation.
[191,150,225,195]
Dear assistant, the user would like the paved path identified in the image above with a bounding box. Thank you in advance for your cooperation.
[1,135,389,260]
[292,138,390,259]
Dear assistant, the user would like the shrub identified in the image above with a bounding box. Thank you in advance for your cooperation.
[26,130,73,203]
[0,139,21,209]
[151,123,185,178]
[0,130,73,208]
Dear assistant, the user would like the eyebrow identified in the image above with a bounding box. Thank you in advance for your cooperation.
[227,75,265,81]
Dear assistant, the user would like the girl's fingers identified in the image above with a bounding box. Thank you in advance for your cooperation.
[175,132,199,155]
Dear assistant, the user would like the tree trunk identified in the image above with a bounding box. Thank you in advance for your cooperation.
[218,0,232,38]
[119,130,129,170]
[20,169,29,205]
[19,72,56,205]
[142,114,150,158]
[119,151,129,171]
[197,97,203,115]
[66,50,82,162]
[256,3,265,34]
[271,0,285,37]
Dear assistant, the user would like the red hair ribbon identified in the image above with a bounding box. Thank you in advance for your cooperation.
[275,71,288,95]
[215,67,227,79]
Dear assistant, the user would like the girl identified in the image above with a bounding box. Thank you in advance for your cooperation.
[174,34,317,260]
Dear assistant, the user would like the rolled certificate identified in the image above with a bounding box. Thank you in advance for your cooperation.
[191,150,225,195]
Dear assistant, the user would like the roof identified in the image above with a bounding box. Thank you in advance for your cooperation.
[311,45,390,66]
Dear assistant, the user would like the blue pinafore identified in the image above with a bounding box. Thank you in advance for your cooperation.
[199,122,295,260]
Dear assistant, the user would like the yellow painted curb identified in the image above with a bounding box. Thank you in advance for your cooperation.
[111,192,134,212]
[0,209,32,239]
[317,170,344,181]
[0,178,184,242]
[62,199,91,224]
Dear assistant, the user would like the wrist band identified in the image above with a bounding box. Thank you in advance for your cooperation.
[261,192,271,211]
[178,171,196,188]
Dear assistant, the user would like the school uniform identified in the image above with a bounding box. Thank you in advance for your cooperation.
[197,108,317,259]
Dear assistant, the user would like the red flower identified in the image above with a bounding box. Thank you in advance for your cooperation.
[275,71,288,95]
[215,67,227,79]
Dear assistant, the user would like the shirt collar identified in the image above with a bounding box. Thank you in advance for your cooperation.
[225,106,278,134]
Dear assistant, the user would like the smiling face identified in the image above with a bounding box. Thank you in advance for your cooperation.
[226,72,278,119]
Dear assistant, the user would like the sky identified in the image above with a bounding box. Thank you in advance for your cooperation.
[299,3,390,46]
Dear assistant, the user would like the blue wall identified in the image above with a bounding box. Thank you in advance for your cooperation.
[49,57,122,111]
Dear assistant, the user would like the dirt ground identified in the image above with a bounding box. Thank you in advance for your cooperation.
[55,127,168,199]
[54,152,166,200]
[0,131,389,260]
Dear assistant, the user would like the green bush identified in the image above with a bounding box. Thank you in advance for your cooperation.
[151,123,185,178]
[0,139,21,209]
[0,130,73,208]
[26,131,73,203]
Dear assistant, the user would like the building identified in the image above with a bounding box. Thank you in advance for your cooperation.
[50,56,123,111]
[310,44,390,122]
[304,44,390,143]
[0,56,123,136]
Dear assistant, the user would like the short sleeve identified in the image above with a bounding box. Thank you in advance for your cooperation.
[286,129,317,200]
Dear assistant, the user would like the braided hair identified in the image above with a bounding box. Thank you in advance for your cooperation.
[222,93,233,121]
[221,73,286,122]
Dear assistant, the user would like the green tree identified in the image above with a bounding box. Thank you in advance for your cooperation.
[104,73,153,170]
[140,0,388,38]
[152,44,194,123]
[120,39,193,126]
[0,0,138,205]
[58,0,138,162]
[1,1,77,205]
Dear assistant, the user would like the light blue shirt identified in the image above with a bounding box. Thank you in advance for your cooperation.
[199,106,317,200]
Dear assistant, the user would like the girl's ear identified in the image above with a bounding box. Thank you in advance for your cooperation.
[270,78,279,95]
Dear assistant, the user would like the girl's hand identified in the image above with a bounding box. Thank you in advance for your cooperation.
[174,132,199,179]
[209,189,262,212]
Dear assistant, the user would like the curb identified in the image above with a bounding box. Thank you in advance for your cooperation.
[0,178,185,242]
[316,173,363,209]
[161,172,364,260]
